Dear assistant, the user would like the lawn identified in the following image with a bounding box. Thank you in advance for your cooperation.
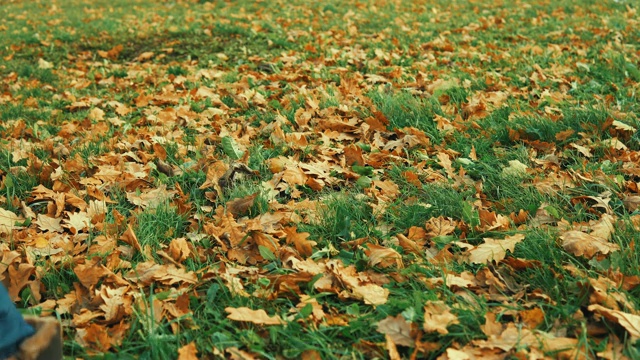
[1,0,639,358]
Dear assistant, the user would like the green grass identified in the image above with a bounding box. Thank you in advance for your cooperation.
[1,0,640,358]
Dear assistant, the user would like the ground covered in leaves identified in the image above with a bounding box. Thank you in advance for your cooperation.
[1,0,640,358]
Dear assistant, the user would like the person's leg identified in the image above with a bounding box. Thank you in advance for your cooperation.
[0,283,35,358]
[0,284,63,360]
[15,316,64,360]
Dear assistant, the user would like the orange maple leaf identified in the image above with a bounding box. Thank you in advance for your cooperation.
[284,226,316,257]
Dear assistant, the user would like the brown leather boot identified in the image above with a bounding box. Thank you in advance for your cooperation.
[7,316,63,360]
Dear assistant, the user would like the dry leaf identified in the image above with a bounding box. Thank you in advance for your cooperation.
[0,208,22,234]
[225,307,285,325]
[588,304,640,338]
[35,214,63,233]
[168,237,191,263]
[377,315,414,347]
[501,160,528,178]
[284,226,316,257]
[178,342,199,360]
[385,334,402,360]
[561,231,619,259]
[227,193,258,217]
[468,234,524,264]
[366,244,403,268]
[423,301,459,334]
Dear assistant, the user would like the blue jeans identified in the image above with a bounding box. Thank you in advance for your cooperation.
[0,284,35,358]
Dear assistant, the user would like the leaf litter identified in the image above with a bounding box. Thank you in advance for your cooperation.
[0,0,639,358]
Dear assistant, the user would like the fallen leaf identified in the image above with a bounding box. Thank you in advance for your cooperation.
[365,244,403,268]
[519,307,544,329]
[385,334,402,360]
[284,226,316,257]
[178,342,198,360]
[588,304,640,337]
[74,257,112,289]
[0,208,22,234]
[468,234,525,264]
[502,160,528,178]
[38,58,53,69]
[35,214,63,233]
[6,263,35,301]
[168,237,191,263]
[89,107,105,121]
[377,315,414,347]
[227,193,258,217]
[423,301,459,334]
[424,216,457,237]
[473,323,535,351]
[225,307,285,325]
[561,231,619,259]
[76,323,112,352]
[136,51,154,61]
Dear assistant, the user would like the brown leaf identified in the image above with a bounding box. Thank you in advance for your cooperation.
[561,230,619,259]
[253,231,279,253]
[555,129,575,141]
[365,244,403,268]
[72,308,103,327]
[476,209,510,231]
[225,307,285,325]
[423,301,459,334]
[424,216,456,237]
[473,323,536,351]
[352,284,389,306]
[157,265,197,285]
[295,295,325,323]
[0,208,22,234]
[588,304,640,337]
[468,234,524,264]
[35,214,63,233]
[344,144,365,166]
[301,350,322,360]
[226,347,257,360]
[481,311,504,337]
[76,323,112,352]
[6,263,35,301]
[218,163,258,189]
[120,224,142,252]
[178,342,199,360]
[63,211,91,234]
[282,166,307,186]
[156,158,174,177]
[519,307,544,329]
[74,257,111,289]
[99,286,132,324]
[396,233,423,255]
[227,193,258,217]
[136,51,154,61]
[124,261,164,285]
[623,195,640,212]
[536,332,582,359]
[89,107,105,121]
[571,195,613,214]
[168,237,192,263]
[213,206,247,248]
[97,44,123,60]
[65,193,88,211]
[284,226,316,257]
[126,184,176,209]
[509,209,529,225]
[377,315,414,347]
[570,143,593,157]
[427,272,476,289]
[326,260,389,305]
